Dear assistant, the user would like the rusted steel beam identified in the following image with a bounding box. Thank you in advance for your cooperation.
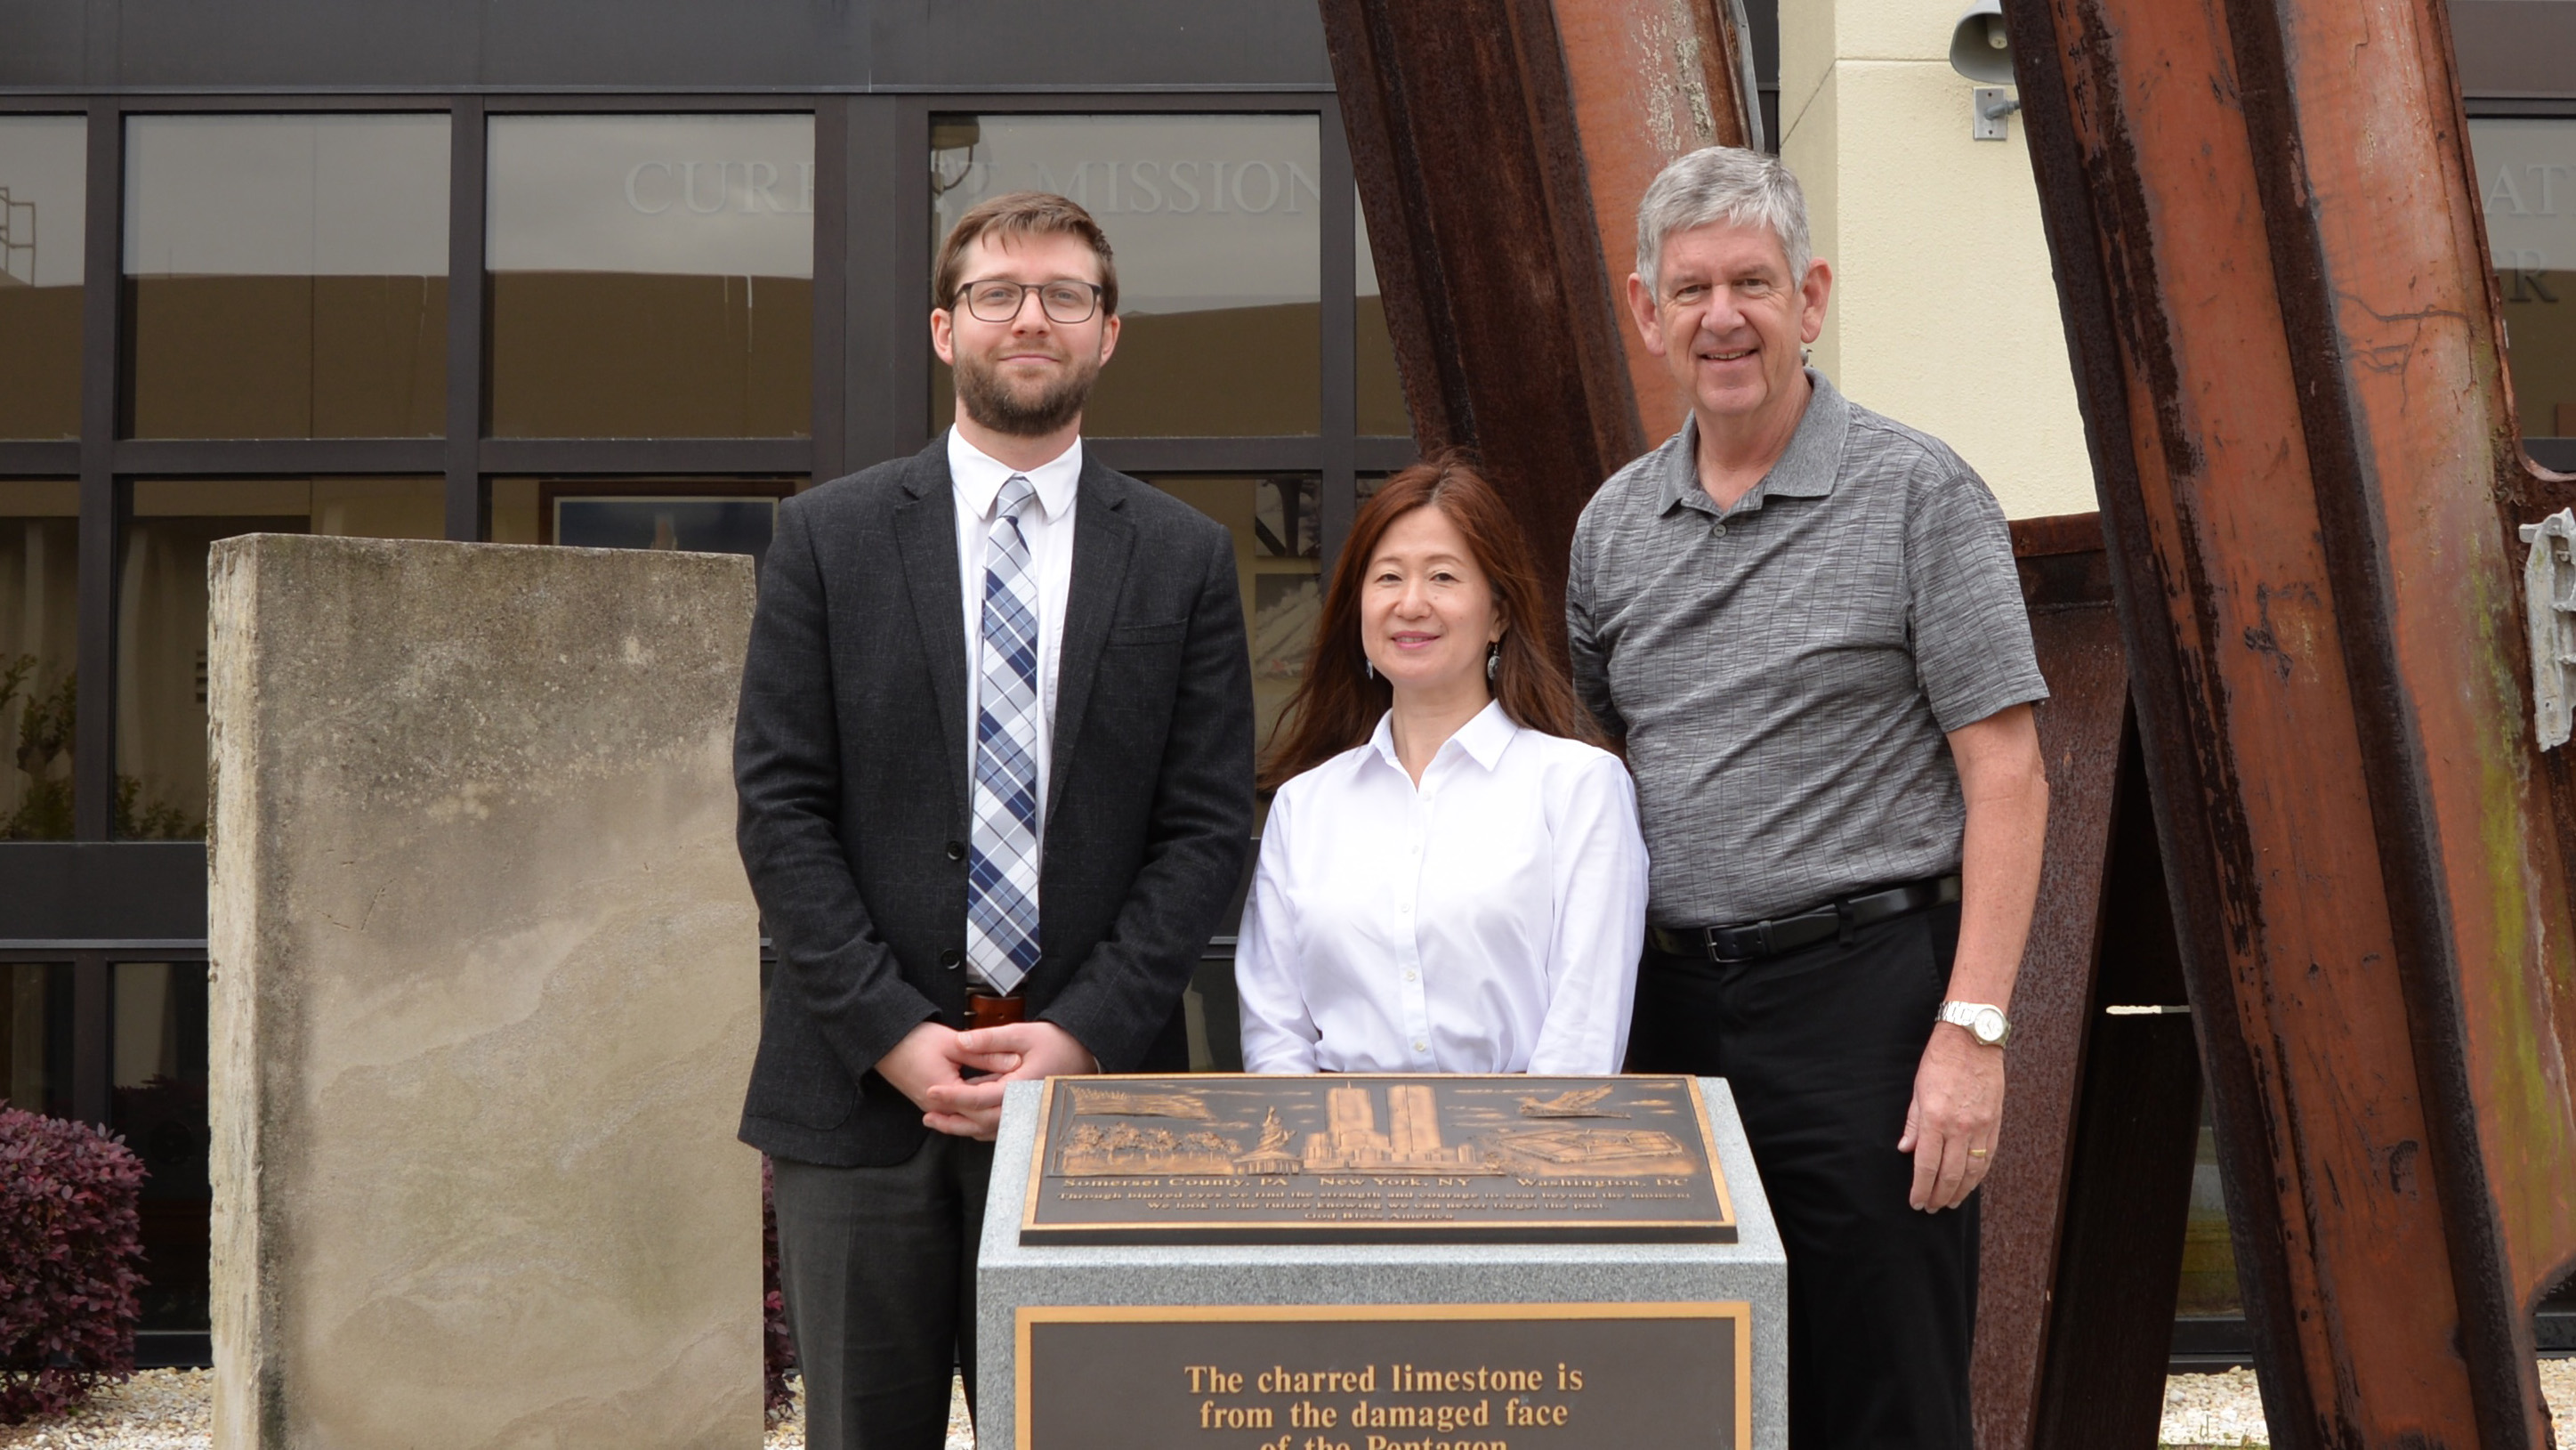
[1549,0,1762,449]
[1320,0,1756,604]
[2025,725,2201,1450]
[1971,515,2131,1450]
[1331,0,2201,1432]
[2007,0,2576,1444]
[1974,515,2201,1450]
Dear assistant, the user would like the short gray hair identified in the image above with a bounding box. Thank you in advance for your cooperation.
[1634,147,1812,297]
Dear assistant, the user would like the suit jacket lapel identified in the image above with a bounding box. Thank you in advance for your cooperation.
[892,442,970,824]
[1047,458,1135,822]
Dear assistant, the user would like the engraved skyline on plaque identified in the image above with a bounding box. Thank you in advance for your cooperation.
[1020,1074,1735,1244]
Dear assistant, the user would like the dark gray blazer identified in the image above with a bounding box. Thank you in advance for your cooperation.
[734,439,1256,1166]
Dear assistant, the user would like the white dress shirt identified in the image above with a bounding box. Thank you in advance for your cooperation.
[1235,701,1650,1074]
[949,426,1080,829]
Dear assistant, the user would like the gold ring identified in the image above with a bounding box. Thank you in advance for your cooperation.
[1967,1148,1990,1157]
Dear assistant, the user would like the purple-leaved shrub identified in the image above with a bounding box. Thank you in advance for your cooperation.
[0,1107,146,1425]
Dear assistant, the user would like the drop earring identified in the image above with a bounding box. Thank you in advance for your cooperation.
[1487,642,1500,681]
[1364,656,1375,681]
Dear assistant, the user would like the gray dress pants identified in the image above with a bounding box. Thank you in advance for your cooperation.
[771,1136,997,1450]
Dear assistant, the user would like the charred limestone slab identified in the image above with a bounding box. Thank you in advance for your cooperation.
[207,534,763,1450]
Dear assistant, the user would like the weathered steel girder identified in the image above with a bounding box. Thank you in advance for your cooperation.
[1320,0,1758,602]
[1984,516,2202,1450]
[2007,0,2576,1446]
[1333,0,2576,1443]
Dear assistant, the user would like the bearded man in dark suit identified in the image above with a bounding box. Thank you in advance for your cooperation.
[733,190,1255,1450]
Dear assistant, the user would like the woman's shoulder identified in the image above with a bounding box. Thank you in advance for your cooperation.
[1505,730,1640,829]
[1507,726,1632,782]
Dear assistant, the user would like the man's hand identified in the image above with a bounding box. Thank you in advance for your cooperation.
[1896,701,2042,1211]
[875,1021,1020,1138]
[918,1021,1102,1141]
[1897,1023,2005,1211]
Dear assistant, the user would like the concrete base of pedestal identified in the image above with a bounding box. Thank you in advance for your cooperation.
[979,1077,1787,1450]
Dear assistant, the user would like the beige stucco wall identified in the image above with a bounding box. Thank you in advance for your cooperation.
[1779,0,2096,520]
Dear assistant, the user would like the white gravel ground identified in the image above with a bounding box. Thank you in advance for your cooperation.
[2159,1367,2276,1447]
[0,1370,213,1450]
[2152,1361,2576,1448]
[1,1360,2567,1447]
[754,1377,974,1450]
[0,1371,971,1450]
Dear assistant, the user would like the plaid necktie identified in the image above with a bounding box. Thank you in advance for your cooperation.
[966,474,1043,995]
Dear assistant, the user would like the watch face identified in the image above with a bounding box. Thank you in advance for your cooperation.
[1973,1008,2007,1045]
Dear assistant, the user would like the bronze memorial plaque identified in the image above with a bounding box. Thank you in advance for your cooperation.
[1018,1074,1733,1244]
[1016,1302,1752,1450]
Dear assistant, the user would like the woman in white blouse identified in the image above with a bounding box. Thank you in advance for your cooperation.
[1236,455,1649,1075]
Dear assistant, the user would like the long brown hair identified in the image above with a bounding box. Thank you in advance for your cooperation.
[1262,453,1604,789]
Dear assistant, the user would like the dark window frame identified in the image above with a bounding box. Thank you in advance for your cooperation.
[0,83,1402,1050]
[530,476,798,546]
[0,8,1363,1365]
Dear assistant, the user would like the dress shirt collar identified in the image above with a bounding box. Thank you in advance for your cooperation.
[1366,699,1520,779]
[948,426,1082,524]
[1659,367,1852,518]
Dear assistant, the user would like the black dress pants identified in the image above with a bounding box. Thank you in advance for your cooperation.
[771,1135,996,1450]
[1628,901,1977,1450]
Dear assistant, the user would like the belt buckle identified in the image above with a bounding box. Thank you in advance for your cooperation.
[1705,923,1764,964]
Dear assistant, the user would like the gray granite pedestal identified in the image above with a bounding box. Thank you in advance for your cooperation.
[979,1077,1785,1450]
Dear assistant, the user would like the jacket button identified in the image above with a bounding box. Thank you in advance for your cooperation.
[945,840,965,862]
[939,949,961,969]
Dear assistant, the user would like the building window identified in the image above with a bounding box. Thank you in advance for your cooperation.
[1,480,77,838]
[1149,474,1322,754]
[932,113,1323,438]
[112,960,209,1335]
[489,475,795,568]
[1356,190,1411,438]
[0,116,85,441]
[116,477,445,838]
[0,962,72,1118]
[2471,117,2576,439]
[486,114,815,439]
[124,114,450,439]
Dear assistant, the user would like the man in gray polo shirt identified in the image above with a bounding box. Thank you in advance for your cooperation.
[1568,147,2050,1450]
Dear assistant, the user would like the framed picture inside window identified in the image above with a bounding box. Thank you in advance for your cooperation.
[537,479,796,570]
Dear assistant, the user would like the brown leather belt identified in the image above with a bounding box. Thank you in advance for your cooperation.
[1648,874,1962,964]
[965,991,1027,1032]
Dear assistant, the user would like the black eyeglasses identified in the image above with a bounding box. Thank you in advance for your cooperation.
[954,278,1105,325]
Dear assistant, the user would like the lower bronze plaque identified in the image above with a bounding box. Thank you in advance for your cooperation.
[1016,1302,1751,1450]
[1019,1074,1734,1244]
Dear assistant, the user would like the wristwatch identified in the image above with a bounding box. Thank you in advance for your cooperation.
[1937,1000,2013,1048]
